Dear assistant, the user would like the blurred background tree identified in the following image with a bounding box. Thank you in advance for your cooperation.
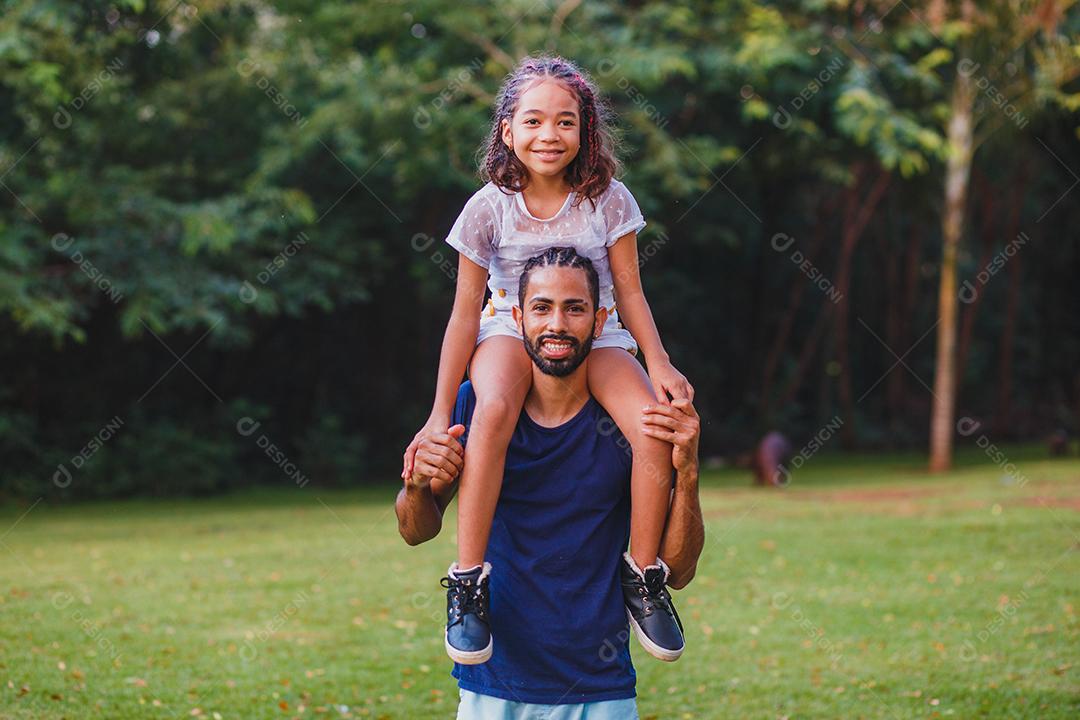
[1,0,1078,499]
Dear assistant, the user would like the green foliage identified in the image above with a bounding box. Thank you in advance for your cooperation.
[834,79,945,176]
[296,413,369,488]
[1,0,1078,497]
[83,417,240,497]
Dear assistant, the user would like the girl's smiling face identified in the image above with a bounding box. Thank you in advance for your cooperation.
[501,79,581,185]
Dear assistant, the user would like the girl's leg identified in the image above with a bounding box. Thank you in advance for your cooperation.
[587,347,672,570]
[457,335,532,569]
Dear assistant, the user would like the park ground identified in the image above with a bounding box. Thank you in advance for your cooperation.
[1,445,1078,719]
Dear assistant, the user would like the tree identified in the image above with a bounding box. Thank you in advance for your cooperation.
[922,0,1079,471]
[762,0,1080,469]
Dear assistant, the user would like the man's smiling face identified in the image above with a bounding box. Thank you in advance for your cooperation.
[513,264,607,377]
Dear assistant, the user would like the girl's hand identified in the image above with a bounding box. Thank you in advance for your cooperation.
[648,360,694,404]
[402,417,450,479]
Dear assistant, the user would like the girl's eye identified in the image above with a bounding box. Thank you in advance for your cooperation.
[524,119,575,126]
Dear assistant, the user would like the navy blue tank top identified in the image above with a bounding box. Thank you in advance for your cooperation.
[450,381,636,704]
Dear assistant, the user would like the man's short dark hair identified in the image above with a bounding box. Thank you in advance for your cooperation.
[518,247,601,311]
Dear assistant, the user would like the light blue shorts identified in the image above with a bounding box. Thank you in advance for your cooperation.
[457,688,639,719]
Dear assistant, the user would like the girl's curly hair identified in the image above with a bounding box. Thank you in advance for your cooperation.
[478,55,621,211]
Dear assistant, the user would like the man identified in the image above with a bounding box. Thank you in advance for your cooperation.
[395,247,705,718]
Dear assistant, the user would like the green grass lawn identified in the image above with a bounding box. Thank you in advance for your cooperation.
[2,446,1078,719]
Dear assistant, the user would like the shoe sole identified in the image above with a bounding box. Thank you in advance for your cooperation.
[626,608,684,662]
[444,630,493,665]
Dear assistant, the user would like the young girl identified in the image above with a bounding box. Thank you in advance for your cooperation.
[402,55,694,664]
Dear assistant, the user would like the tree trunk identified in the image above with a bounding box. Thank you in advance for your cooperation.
[956,177,995,385]
[929,72,975,472]
[759,200,830,421]
[882,225,900,424]
[773,167,888,430]
[888,223,923,434]
[988,161,1029,438]
[992,250,1021,437]
[834,165,891,448]
[777,306,829,410]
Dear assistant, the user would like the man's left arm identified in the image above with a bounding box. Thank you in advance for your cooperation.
[642,398,705,590]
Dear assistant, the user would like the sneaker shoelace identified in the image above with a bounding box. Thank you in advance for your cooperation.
[638,573,685,634]
[440,574,490,625]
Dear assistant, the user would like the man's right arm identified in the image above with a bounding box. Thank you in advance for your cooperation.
[395,425,465,545]
[643,399,704,590]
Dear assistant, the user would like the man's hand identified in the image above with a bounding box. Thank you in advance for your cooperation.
[641,398,700,476]
[402,416,450,479]
[407,424,466,489]
[397,424,466,546]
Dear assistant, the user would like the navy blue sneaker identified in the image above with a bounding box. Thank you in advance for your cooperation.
[621,553,684,661]
[440,561,493,664]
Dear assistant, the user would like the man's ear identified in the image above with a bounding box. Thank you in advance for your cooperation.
[593,306,608,338]
[512,304,523,333]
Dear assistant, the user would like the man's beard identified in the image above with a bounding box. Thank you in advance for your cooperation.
[523,330,594,377]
